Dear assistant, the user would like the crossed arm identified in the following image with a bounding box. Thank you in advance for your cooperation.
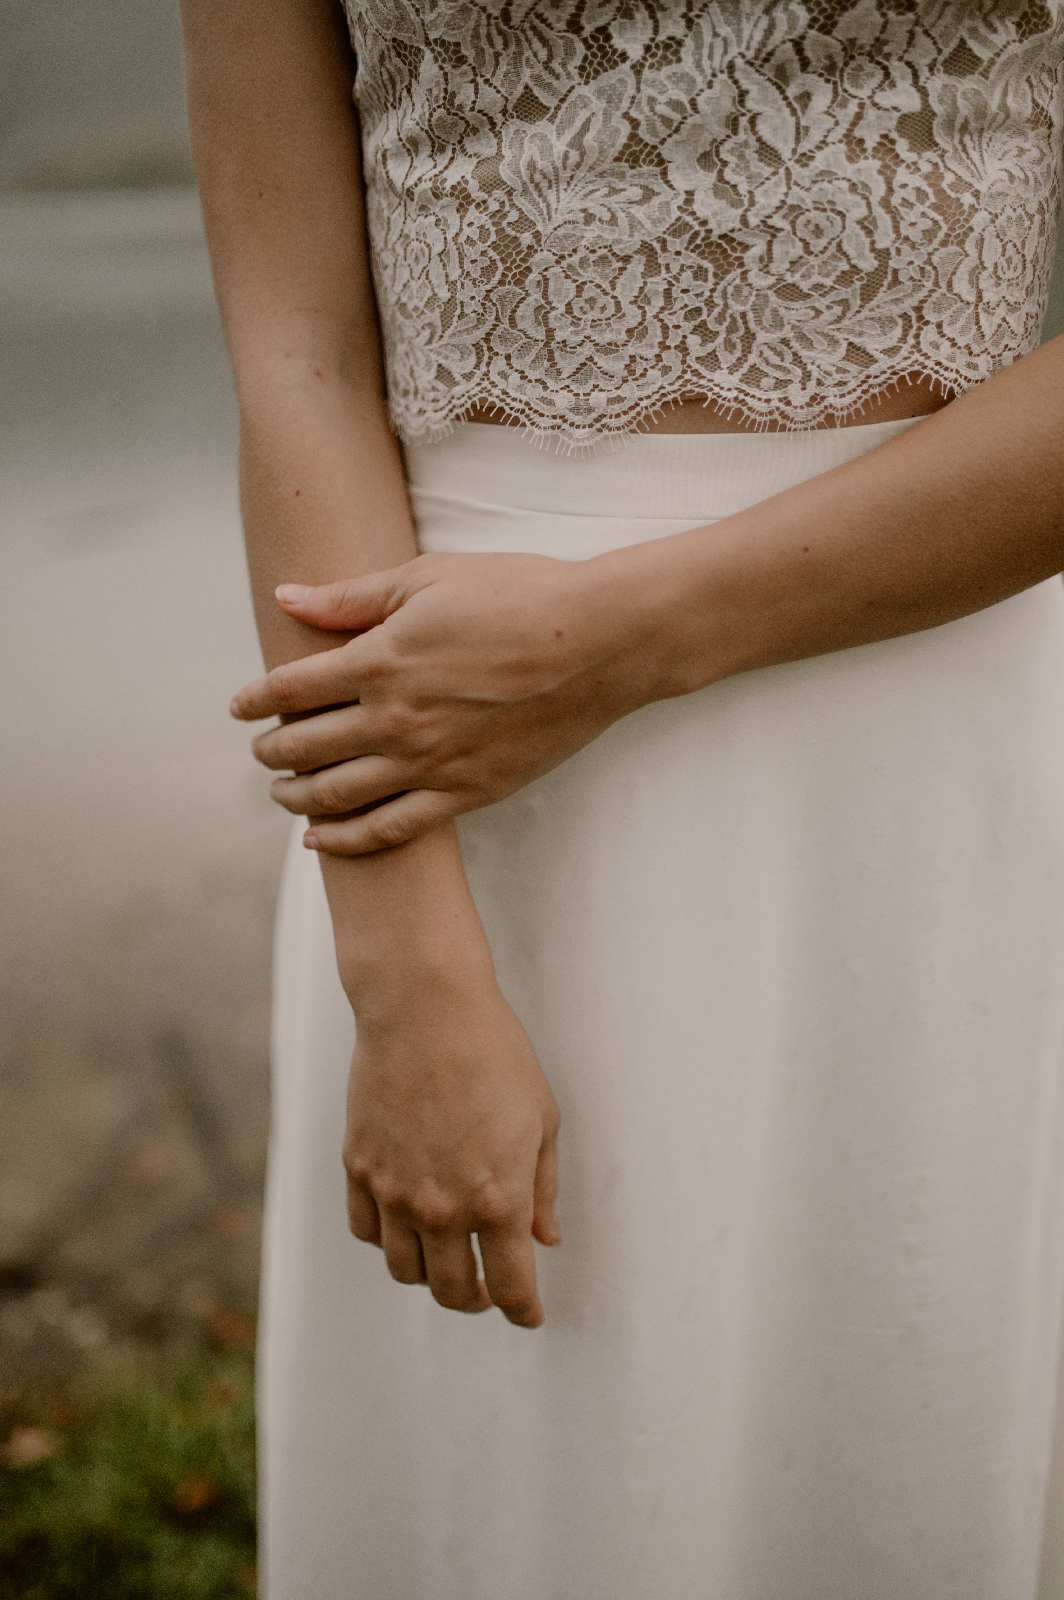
[236,332,1064,857]
[185,0,1064,1331]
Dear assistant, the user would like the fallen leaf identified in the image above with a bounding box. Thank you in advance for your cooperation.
[211,1203,255,1241]
[207,1306,257,1354]
[169,1474,218,1515]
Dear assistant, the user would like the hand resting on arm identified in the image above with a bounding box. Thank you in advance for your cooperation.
[233,332,1064,856]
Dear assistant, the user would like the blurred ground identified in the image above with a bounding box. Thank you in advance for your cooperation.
[0,1346,258,1598]
[0,190,290,1383]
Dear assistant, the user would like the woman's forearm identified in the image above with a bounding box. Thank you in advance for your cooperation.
[237,384,415,667]
[184,0,496,1006]
[619,334,1064,702]
[238,390,498,999]
[238,389,496,1005]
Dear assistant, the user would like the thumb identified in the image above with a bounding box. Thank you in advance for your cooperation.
[275,569,407,632]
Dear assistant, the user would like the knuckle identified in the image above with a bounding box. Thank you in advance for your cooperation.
[367,811,414,850]
[274,729,306,770]
[370,1174,404,1213]
[354,641,389,684]
[474,1182,518,1230]
[342,1147,372,1187]
[268,671,298,712]
[312,772,352,814]
[398,720,442,771]
[411,1192,459,1234]
[380,702,418,744]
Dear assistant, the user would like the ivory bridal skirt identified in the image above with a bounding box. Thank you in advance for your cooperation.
[260,421,1064,1600]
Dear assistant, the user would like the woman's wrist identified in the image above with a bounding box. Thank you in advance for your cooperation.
[319,831,498,1016]
[582,495,825,707]
[579,538,724,710]
[336,920,498,1020]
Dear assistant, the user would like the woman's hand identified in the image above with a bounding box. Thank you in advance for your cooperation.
[345,961,561,1327]
[230,550,663,854]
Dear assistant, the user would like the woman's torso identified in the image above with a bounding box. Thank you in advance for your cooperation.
[344,0,1064,442]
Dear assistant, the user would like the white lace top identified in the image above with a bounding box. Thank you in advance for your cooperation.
[343,1,1064,444]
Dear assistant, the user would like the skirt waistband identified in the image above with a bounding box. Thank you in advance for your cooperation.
[405,417,922,525]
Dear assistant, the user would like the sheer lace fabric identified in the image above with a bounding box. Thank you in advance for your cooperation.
[344,0,1064,445]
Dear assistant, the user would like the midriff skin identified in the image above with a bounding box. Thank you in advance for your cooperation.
[467,373,950,432]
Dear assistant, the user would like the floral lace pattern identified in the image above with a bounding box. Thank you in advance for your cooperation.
[343,0,1064,443]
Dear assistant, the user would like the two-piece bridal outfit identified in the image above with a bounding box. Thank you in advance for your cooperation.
[259,4,1064,1597]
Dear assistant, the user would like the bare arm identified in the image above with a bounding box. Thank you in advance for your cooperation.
[232,331,1064,852]
[623,333,1064,696]
[182,0,559,1325]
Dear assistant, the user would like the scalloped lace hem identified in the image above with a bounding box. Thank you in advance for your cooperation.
[389,362,988,454]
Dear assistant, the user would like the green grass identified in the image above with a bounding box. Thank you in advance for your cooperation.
[0,1349,257,1600]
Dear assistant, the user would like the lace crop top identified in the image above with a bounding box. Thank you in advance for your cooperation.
[343,1,1064,444]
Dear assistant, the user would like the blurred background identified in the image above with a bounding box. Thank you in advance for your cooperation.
[1,1,1064,1590]
[1,7,286,1587]
[0,0,291,1384]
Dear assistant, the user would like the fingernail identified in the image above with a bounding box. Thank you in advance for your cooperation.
[303,831,320,851]
[229,698,243,718]
[277,584,313,604]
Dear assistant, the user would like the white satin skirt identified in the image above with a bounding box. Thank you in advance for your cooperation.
[260,421,1064,1600]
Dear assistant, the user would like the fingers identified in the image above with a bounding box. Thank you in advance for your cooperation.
[379,1216,427,1285]
[352,1184,548,1324]
[234,555,433,720]
[479,1227,544,1329]
[531,1130,562,1248]
[305,789,462,854]
[252,703,374,772]
[230,641,362,722]
[420,1234,492,1314]
[275,570,406,633]
[271,755,411,817]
